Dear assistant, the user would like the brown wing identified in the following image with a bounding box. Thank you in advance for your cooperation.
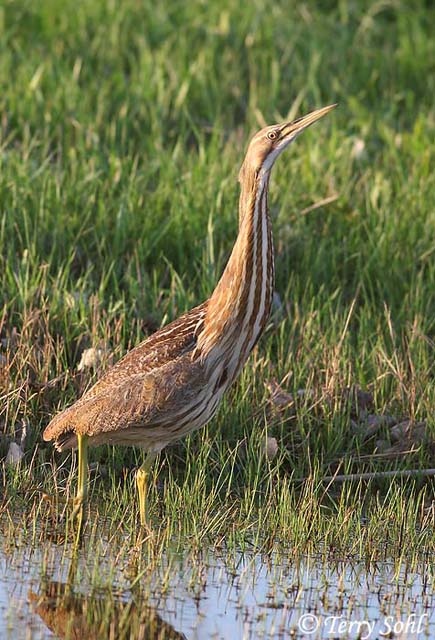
[44,356,206,450]
[43,302,207,448]
[81,300,207,400]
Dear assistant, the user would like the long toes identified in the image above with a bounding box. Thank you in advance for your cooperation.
[135,522,154,545]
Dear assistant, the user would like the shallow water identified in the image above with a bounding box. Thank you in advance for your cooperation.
[0,538,434,639]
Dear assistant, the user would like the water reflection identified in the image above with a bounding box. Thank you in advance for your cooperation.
[1,541,434,639]
[29,565,186,640]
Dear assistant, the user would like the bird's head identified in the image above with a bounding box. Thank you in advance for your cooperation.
[239,104,337,183]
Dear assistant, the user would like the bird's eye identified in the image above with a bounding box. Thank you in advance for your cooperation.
[267,131,278,141]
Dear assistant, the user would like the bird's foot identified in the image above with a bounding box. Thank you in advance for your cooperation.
[38,493,86,545]
[131,521,155,553]
[41,491,71,506]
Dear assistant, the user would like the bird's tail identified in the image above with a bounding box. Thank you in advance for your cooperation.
[43,402,88,451]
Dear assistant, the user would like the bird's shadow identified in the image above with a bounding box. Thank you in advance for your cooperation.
[28,561,187,640]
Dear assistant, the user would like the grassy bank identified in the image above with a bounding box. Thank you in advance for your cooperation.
[1,0,435,550]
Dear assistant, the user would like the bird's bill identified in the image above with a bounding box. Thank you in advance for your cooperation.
[280,103,337,140]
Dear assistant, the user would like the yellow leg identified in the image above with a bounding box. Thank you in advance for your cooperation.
[72,433,88,538]
[135,451,156,527]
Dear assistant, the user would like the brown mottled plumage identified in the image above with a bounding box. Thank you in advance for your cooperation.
[45,302,208,450]
[43,105,336,528]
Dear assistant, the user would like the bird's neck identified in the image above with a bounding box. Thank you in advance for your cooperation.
[197,167,275,381]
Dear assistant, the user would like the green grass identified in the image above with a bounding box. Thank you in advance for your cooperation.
[1,0,435,554]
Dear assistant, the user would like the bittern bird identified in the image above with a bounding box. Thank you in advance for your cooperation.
[43,104,336,529]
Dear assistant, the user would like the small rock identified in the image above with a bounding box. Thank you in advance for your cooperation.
[350,419,360,433]
[366,414,396,429]
[374,439,390,453]
[390,420,427,444]
[265,379,294,410]
[357,414,398,438]
[351,138,366,160]
[296,388,313,399]
[89,462,108,478]
[264,436,279,461]
[343,385,374,418]
[6,442,24,466]
[77,347,106,371]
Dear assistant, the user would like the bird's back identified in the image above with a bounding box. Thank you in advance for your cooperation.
[43,301,208,450]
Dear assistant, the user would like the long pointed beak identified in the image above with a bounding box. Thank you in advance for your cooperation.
[280,103,337,139]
